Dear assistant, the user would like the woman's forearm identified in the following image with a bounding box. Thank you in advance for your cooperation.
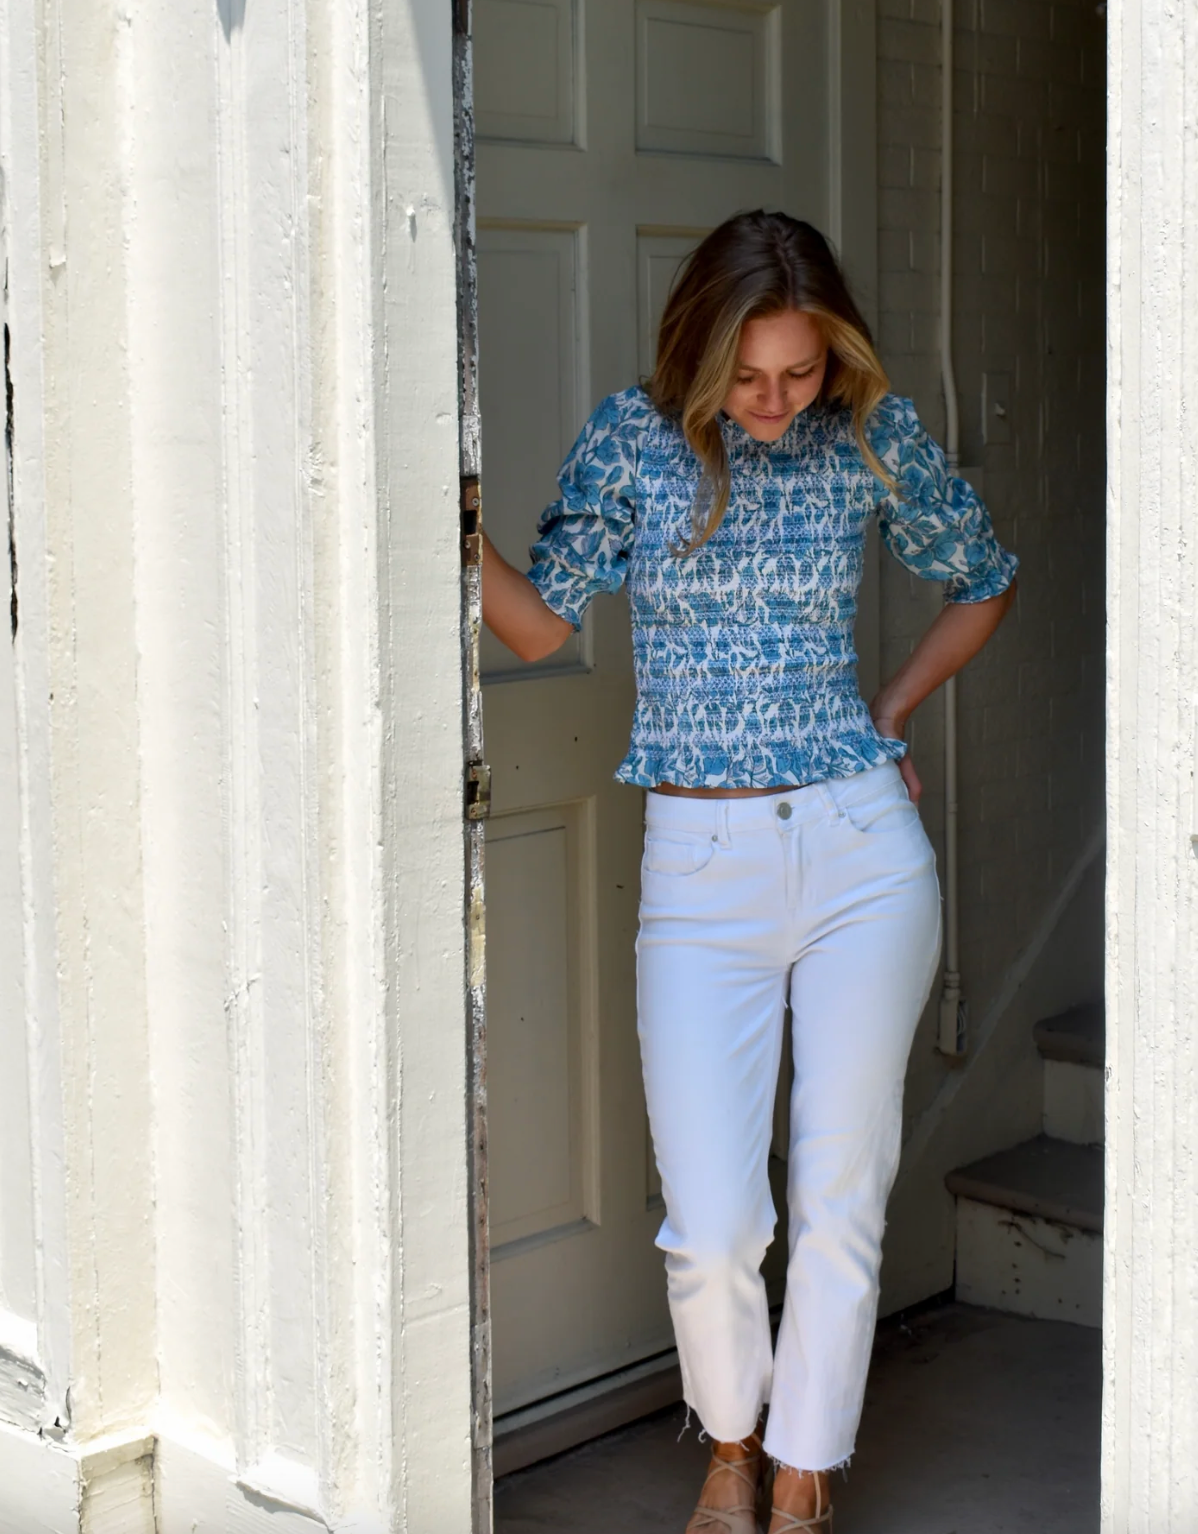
[870,579,1018,735]
[481,531,574,663]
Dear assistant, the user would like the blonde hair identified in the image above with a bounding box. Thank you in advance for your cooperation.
[648,212,895,554]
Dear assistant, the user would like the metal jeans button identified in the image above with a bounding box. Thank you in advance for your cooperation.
[777,801,793,820]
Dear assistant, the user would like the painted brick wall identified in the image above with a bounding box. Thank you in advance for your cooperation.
[874,0,1106,1291]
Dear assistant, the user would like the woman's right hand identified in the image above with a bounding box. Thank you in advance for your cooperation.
[481,531,574,663]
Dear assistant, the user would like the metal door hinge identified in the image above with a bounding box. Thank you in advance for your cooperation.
[466,759,492,820]
[461,475,482,568]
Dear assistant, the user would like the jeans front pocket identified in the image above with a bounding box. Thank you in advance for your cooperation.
[842,790,922,837]
[642,834,716,877]
[833,766,923,838]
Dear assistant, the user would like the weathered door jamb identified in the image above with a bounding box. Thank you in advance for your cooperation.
[452,1,492,1529]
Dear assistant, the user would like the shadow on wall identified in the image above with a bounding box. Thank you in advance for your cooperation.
[217,0,246,40]
[879,844,1106,1317]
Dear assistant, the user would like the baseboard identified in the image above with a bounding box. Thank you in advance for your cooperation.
[81,1434,156,1534]
[493,1349,684,1478]
[0,1423,358,1534]
[155,1434,333,1533]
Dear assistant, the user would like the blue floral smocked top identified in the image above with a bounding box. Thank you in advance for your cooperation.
[526,387,1018,790]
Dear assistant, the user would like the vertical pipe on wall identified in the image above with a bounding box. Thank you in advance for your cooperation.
[937,0,965,1055]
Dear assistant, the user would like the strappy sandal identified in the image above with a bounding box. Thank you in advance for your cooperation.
[767,1468,833,1532]
[686,1445,765,1534]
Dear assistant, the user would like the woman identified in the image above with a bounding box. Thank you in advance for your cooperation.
[482,212,1017,1534]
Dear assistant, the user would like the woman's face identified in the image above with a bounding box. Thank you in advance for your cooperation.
[722,308,828,441]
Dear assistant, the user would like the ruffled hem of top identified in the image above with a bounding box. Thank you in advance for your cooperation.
[615,729,907,790]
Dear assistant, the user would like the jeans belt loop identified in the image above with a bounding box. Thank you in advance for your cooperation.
[717,801,732,849]
[815,778,840,822]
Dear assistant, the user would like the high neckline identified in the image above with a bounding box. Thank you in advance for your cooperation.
[718,406,818,457]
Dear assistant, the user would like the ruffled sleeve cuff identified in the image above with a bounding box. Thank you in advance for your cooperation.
[526,552,601,630]
[869,394,1019,604]
[943,543,1020,604]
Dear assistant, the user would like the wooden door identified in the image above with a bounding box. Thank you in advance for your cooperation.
[474,0,876,1418]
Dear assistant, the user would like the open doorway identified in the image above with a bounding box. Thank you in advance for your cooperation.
[463,0,1106,1520]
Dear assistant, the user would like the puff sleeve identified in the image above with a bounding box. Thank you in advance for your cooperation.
[869,394,1019,603]
[525,388,650,629]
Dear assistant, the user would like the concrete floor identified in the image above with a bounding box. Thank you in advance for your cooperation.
[494,1304,1101,1533]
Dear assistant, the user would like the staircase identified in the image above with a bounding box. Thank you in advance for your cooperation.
[945,1003,1104,1328]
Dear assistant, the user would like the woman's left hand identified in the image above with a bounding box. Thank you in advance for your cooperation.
[896,752,922,805]
[871,712,922,805]
[867,582,1018,813]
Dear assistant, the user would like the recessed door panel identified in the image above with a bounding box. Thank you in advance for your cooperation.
[475,0,579,145]
[635,0,781,160]
[487,804,597,1249]
[636,227,710,377]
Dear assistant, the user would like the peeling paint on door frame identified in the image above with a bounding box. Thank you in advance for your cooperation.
[452,0,492,1528]
[5,321,16,640]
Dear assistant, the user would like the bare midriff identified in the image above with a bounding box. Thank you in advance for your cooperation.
[652,782,804,799]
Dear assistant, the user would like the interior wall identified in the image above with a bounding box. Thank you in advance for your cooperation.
[873,0,1107,1311]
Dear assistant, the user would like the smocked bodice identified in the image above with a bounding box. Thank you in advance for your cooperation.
[527,388,1017,789]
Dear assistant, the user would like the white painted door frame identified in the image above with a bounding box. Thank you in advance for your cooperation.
[451,3,493,1525]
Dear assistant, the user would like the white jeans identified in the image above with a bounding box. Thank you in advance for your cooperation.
[636,763,942,1473]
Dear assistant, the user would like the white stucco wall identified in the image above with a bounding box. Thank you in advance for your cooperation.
[1104,2,1198,1527]
[0,0,473,1528]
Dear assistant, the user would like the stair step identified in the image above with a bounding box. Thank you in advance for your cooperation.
[947,1136,1104,1327]
[945,1135,1103,1233]
[1043,1056,1104,1145]
[1033,1002,1105,1067]
[953,1198,1102,1327]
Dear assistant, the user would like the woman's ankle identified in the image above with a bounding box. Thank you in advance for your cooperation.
[712,1423,763,1460]
[770,1465,831,1513]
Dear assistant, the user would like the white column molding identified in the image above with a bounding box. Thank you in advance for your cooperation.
[0,0,71,1453]
[375,0,475,1524]
[0,0,473,1526]
[37,0,161,1449]
[1104,2,1198,1528]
